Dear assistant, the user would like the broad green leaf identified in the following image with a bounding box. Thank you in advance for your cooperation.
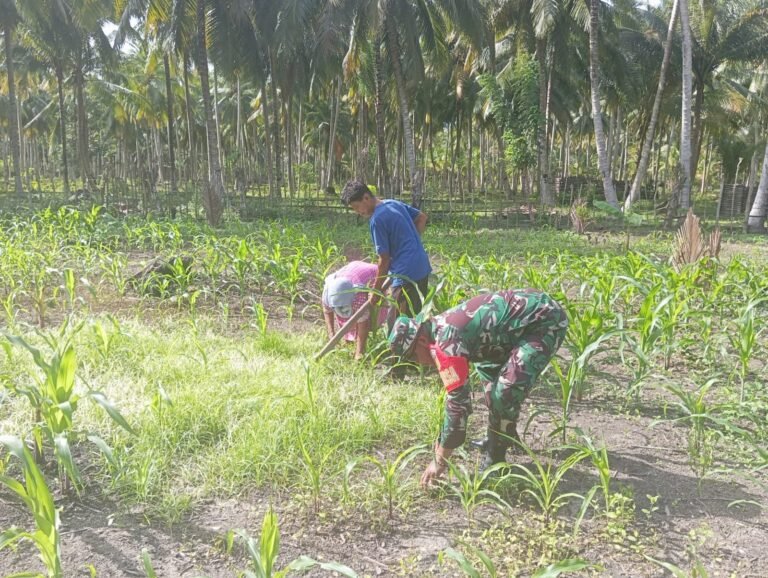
[0,527,32,551]
[88,391,135,435]
[317,561,359,577]
[87,434,118,469]
[441,547,482,578]
[532,558,594,577]
[53,434,82,488]
[259,509,280,576]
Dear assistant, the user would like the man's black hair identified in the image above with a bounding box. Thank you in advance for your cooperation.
[341,180,373,205]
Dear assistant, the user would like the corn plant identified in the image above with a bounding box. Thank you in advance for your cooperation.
[506,443,589,522]
[348,444,427,519]
[440,544,499,578]
[653,379,739,495]
[548,332,614,443]
[91,315,124,361]
[294,436,342,513]
[728,299,765,404]
[99,253,129,295]
[26,265,60,328]
[235,508,358,578]
[443,460,510,524]
[561,297,620,401]
[0,435,63,578]
[6,321,134,490]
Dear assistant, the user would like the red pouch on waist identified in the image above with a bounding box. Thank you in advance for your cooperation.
[429,345,469,393]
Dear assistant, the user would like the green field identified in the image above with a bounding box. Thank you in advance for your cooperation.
[1,207,767,577]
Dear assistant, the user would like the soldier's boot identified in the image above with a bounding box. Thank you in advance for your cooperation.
[472,421,521,454]
[479,429,508,477]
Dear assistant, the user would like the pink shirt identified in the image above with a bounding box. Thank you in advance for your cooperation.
[322,261,387,340]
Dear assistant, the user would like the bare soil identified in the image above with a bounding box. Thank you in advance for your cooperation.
[3,379,767,578]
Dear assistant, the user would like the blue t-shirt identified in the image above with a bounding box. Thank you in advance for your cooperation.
[369,199,431,287]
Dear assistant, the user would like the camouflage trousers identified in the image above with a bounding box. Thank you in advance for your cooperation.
[476,306,568,441]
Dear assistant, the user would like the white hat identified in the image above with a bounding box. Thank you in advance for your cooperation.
[323,275,355,318]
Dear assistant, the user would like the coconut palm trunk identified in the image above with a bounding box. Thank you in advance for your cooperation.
[163,54,177,197]
[3,16,23,195]
[195,0,224,225]
[589,0,618,207]
[746,141,768,233]
[384,16,423,207]
[372,38,392,196]
[678,0,693,210]
[625,0,678,211]
[536,38,553,206]
[74,59,91,190]
[55,62,70,197]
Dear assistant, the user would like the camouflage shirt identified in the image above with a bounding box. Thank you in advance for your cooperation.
[429,289,565,449]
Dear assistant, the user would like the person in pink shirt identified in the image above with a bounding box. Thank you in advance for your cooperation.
[322,261,387,359]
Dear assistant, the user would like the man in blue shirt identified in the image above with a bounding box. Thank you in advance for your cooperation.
[341,181,431,322]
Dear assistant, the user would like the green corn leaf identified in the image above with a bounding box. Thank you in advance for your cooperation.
[532,558,595,577]
[0,527,32,551]
[259,508,280,577]
[87,434,118,469]
[317,561,359,577]
[440,547,482,578]
[141,549,158,578]
[53,433,82,488]
[87,391,136,435]
[7,335,49,373]
[645,556,690,578]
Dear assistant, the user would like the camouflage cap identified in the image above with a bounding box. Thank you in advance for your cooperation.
[387,315,423,357]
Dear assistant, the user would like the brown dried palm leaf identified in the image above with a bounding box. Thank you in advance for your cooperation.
[708,227,722,260]
[672,209,706,269]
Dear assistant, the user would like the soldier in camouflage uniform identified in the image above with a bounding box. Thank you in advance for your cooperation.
[388,289,568,487]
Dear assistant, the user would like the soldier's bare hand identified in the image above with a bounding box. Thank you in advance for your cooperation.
[420,460,446,488]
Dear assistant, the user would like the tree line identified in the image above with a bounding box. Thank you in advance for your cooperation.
[1,0,767,230]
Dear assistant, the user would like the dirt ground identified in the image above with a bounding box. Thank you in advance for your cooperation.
[2,381,767,578]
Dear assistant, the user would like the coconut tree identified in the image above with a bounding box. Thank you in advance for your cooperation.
[679,0,693,209]
[681,3,768,208]
[334,0,487,206]
[1,0,24,194]
[589,0,618,206]
[746,140,768,232]
[625,0,679,211]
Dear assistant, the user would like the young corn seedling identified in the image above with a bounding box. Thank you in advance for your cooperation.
[99,253,129,295]
[548,331,614,443]
[91,315,124,362]
[349,444,427,520]
[440,544,499,578]
[294,436,343,514]
[444,459,510,525]
[0,435,63,578]
[506,442,589,523]
[562,297,620,401]
[653,378,739,495]
[6,321,134,491]
[235,508,358,577]
[728,299,765,404]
